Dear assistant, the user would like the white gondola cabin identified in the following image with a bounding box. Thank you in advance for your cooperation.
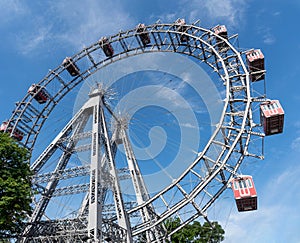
[175,18,188,42]
[28,84,50,104]
[246,49,265,82]
[0,121,24,141]
[212,25,228,50]
[136,23,151,46]
[99,37,114,57]
[260,100,284,136]
[230,175,257,212]
[62,57,80,76]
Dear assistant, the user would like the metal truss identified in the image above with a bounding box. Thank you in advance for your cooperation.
[6,20,269,242]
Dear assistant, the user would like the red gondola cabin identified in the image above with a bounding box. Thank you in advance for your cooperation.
[230,175,257,212]
[212,25,228,50]
[260,100,284,136]
[136,23,151,46]
[28,84,50,104]
[99,37,114,57]
[175,18,189,42]
[0,121,24,141]
[62,57,80,76]
[246,49,265,82]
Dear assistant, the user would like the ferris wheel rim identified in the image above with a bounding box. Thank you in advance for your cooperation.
[7,20,262,240]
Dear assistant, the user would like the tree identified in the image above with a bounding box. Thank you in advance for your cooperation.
[199,222,225,243]
[0,133,32,238]
[165,217,225,243]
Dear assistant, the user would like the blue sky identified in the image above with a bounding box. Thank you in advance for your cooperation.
[1,0,300,242]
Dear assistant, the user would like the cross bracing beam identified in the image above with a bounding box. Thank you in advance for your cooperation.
[30,107,89,173]
[32,165,130,184]
[58,131,92,143]
[52,183,89,197]
[21,217,128,242]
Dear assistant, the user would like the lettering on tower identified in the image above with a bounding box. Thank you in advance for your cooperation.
[91,169,96,204]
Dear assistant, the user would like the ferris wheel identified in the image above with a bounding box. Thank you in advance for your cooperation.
[2,19,284,242]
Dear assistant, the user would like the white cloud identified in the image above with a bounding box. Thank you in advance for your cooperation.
[254,10,276,45]
[294,121,300,128]
[180,0,248,28]
[263,35,276,45]
[152,0,248,29]
[202,0,244,25]
[261,28,276,45]
[291,137,300,151]
[153,13,177,23]
[154,86,190,109]
[12,0,136,55]
[50,0,135,49]
[180,122,198,129]
[225,205,283,242]
[291,121,300,150]
[7,0,250,55]
[18,25,53,55]
[0,0,29,26]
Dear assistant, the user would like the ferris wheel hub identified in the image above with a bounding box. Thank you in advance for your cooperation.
[88,83,106,98]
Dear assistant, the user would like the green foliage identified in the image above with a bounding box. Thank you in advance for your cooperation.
[0,240,10,243]
[0,133,32,238]
[165,217,225,243]
[198,222,225,243]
